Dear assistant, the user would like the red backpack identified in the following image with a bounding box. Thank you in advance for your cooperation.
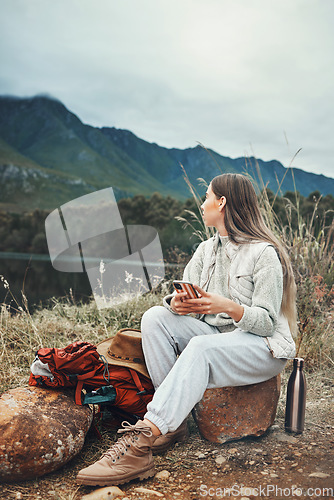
[29,341,154,418]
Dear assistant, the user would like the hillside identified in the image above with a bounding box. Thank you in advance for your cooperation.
[0,95,333,211]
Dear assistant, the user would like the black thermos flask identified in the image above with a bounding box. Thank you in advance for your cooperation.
[285,357,307,433]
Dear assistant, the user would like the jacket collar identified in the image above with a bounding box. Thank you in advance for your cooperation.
[213,232,240,260]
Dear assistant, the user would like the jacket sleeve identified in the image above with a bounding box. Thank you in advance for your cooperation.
[233,246,283,337]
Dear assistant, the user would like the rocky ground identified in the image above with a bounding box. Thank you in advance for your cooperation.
[1,376,333,500]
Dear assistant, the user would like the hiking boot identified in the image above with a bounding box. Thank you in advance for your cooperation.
[152,419,189,454]
[76,420,156,486]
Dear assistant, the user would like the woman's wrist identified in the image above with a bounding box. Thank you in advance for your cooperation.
[224,299,244,323]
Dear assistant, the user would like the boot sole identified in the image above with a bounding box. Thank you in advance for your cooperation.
[76,464,156,486]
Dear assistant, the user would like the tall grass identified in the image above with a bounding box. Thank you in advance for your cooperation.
[256,161,333,369]
[175,164,214,242]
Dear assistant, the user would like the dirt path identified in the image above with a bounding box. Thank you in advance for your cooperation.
[1,375,333,500]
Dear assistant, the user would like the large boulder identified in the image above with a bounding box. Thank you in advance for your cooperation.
[192,375,281,443]
[0,386,93,482]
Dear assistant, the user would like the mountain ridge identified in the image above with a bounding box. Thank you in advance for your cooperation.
[0,94,333,212]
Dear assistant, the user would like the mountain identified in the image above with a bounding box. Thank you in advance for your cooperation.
[0,95,333,211]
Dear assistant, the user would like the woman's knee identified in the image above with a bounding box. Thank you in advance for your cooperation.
[181,335,210,361]
[141,306,168,335]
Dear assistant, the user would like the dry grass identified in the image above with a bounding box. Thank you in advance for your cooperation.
[259,177,334,370]
[0,289,164,393]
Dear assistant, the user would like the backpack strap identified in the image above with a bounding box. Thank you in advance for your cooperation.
[74,368,105,405]
[90,403,103,440]
[75,380,85,405]
[72,355,110,405]
[129,368,147,396]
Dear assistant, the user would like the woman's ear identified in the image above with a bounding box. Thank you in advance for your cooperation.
[218,196,226,211]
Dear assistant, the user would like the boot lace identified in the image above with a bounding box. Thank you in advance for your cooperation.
[101,421,153,463]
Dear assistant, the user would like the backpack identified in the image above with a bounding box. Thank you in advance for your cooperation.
[28,340,154,418]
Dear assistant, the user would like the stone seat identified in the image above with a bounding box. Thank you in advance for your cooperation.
[192,375,281,443]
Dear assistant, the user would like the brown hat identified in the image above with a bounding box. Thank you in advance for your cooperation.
[97,329,149,379]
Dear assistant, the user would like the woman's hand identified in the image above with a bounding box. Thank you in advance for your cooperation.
[172,285,244,322]
[170,291,191,315]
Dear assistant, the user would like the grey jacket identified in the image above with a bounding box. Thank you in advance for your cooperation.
[164,233,296,359]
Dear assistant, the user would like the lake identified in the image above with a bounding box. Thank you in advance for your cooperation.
[0,252,94,311]
[0,252,178,311]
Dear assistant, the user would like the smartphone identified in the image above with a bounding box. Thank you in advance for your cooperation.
[173,280,199,299]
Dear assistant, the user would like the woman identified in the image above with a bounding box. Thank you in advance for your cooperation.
[77,173,297,487]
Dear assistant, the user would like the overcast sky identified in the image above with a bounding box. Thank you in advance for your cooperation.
[1,0,334,179]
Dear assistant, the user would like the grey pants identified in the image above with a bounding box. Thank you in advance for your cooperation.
[141,306,286,435]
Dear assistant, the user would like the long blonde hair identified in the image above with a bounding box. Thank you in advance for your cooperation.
[211,173,297,336]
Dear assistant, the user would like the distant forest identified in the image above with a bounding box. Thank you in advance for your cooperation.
[0,189,333,259]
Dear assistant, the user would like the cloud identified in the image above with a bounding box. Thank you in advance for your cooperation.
[0,0,334,178]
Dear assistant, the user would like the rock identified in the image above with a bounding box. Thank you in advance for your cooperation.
[274,432,298,444]
[81,486,125,499]
[309,472,330,478]
[270,424,280,431]
[228,448,239,454]
[192,375,280,443]
[0,386,92,482]
[133,487,164,497]
[215,455,227,466]
[155,470,170,480]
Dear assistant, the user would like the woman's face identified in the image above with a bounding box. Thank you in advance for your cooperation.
[201,183,225,228]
